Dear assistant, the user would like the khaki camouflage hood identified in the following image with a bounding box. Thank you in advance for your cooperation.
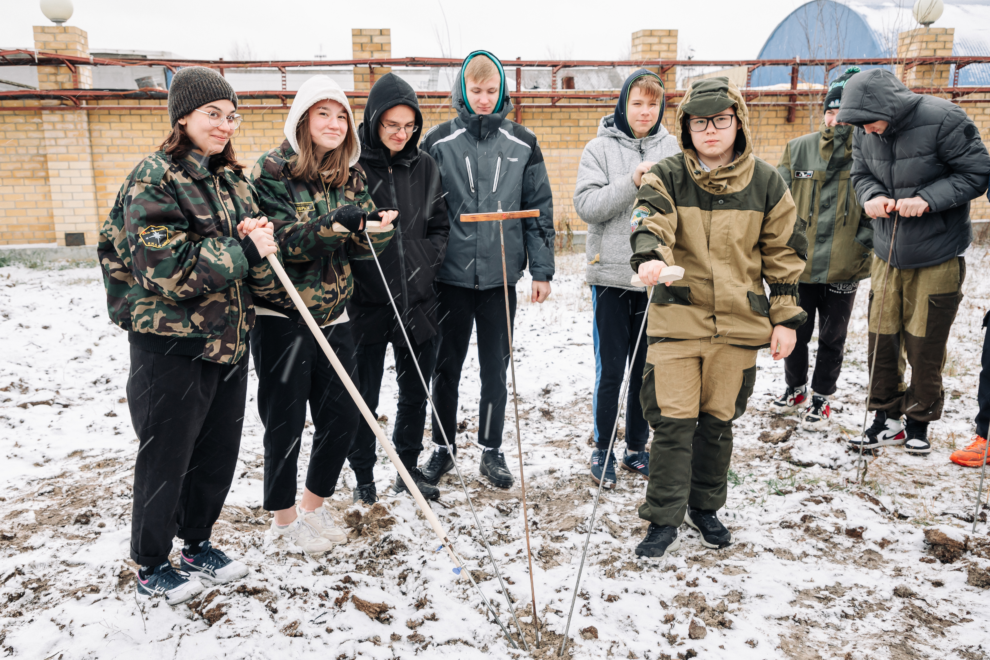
[675,77,755,194]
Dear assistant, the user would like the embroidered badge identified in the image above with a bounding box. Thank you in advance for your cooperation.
[294,201,315,215]
[139,226,170,248]
[631,206,650,233]
[795,171,814,179]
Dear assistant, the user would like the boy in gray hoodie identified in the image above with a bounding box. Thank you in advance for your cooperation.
[573,69,680,488]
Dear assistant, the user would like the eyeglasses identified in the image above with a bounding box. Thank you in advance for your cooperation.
[380,121,419,136]
[195,108,243,130]
[688,114,735,133]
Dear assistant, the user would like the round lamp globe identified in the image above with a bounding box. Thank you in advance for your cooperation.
[40,0,74,25]
[913,0,944,27]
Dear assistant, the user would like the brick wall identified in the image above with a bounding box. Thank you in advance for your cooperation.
[3,25,990,246]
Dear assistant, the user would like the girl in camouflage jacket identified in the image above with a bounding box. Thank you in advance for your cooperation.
[98,67,279,605]
[248,75,396,555]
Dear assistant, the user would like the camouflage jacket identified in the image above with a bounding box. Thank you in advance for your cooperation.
[250,140,394,326]
[98,150,281,365]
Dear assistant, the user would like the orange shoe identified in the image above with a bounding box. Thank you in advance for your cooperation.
[950,436,990,467]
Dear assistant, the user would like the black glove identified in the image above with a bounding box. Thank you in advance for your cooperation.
[324,205,366,233]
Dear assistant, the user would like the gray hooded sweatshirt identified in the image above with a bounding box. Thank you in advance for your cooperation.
[574,115,680,290]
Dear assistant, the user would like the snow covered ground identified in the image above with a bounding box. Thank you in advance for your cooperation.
[1,250,989,660]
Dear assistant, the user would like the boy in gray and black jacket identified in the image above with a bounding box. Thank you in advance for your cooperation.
[420,51,555,489]
[573,69,679,488]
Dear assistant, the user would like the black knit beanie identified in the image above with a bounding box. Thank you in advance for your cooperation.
[168,67,239,127]
[824,66,861,110]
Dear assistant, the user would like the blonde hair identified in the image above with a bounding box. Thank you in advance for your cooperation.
[630,76,664,103]
[464,55,499,84]
[290,110,356,188]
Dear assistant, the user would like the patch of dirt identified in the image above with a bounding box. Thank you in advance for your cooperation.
[966,564,990,588]
[344,502,396,538]
[352,595,392,623]
[924,528,968,563]
[671,591,733,629]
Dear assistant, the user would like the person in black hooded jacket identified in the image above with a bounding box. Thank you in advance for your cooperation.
[837,69,990,455]
[345,73,450,505]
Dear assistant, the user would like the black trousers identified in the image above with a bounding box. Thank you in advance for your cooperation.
[784,282,859,396]
[347,336,438,484]
[127,345,247,567]
[250,316,360,512]
[591,285,649,452]
[977,310,990,439]
[431,282,517,450]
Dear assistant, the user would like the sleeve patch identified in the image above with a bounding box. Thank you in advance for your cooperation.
[139,226,171,248]
[637,186,674,216]
[794,171,814,179]
[631,206,650,232]
[294,201,315,215]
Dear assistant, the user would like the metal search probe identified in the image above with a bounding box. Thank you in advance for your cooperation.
[461,203,543,647]
[857,212,900,484]
[362,227,531,651]
[973,436,989,534]
[559,275,656,658]
[263,252,518,650]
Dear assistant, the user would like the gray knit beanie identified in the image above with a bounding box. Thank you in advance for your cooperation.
[168,67,239,127]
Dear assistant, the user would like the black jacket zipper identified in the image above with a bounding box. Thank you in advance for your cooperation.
[492,152,503,193]
[387,165,409,322]
[464,151,475,194]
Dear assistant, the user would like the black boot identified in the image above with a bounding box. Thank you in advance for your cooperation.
[635,524,679,558]
[352,482,377,505]
[479,450,513,489]
[684,508,732,549]
[393,467,441,501]
[421,448,455,485]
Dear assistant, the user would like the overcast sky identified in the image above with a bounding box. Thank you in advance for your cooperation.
[2,0,814,62]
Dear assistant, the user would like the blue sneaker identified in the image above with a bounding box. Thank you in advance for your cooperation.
[621,450,649,478]
[136,561,204,606]
[179,541,248,585]
[590,449,617,489]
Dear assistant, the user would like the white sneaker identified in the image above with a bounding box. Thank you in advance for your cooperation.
[299,504,347,544]
[271,515,335,555]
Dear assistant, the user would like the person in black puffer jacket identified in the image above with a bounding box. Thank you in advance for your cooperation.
[346,73,450,504]
[837,68,990,455]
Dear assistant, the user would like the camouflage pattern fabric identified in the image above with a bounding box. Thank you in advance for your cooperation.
[98,150,280,365]
[250,140,394,326]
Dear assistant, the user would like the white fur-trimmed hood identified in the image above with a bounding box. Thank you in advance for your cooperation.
[284,75,360,167]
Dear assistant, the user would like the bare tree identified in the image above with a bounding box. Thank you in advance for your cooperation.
[227,40,256,61]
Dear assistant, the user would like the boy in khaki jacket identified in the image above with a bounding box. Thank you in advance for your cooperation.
[630,77,808,557]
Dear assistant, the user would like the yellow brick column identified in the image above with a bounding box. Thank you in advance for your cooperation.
[897,27,954,90]
[352,28,391,121]
[34,25,99,247]
[631,30,678,90]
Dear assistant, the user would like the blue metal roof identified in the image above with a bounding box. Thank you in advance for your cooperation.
[751,0,887,88]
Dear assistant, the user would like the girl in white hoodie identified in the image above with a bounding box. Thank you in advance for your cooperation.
[249,76,396,554]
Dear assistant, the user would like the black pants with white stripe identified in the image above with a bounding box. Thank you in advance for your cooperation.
[431,282,517,451]
[127,345,246,567]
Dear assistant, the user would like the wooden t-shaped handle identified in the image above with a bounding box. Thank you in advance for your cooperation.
[460,210,541,223]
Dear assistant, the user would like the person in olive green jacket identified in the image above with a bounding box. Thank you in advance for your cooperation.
[771,67,873,432]
[630,77,807,558]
